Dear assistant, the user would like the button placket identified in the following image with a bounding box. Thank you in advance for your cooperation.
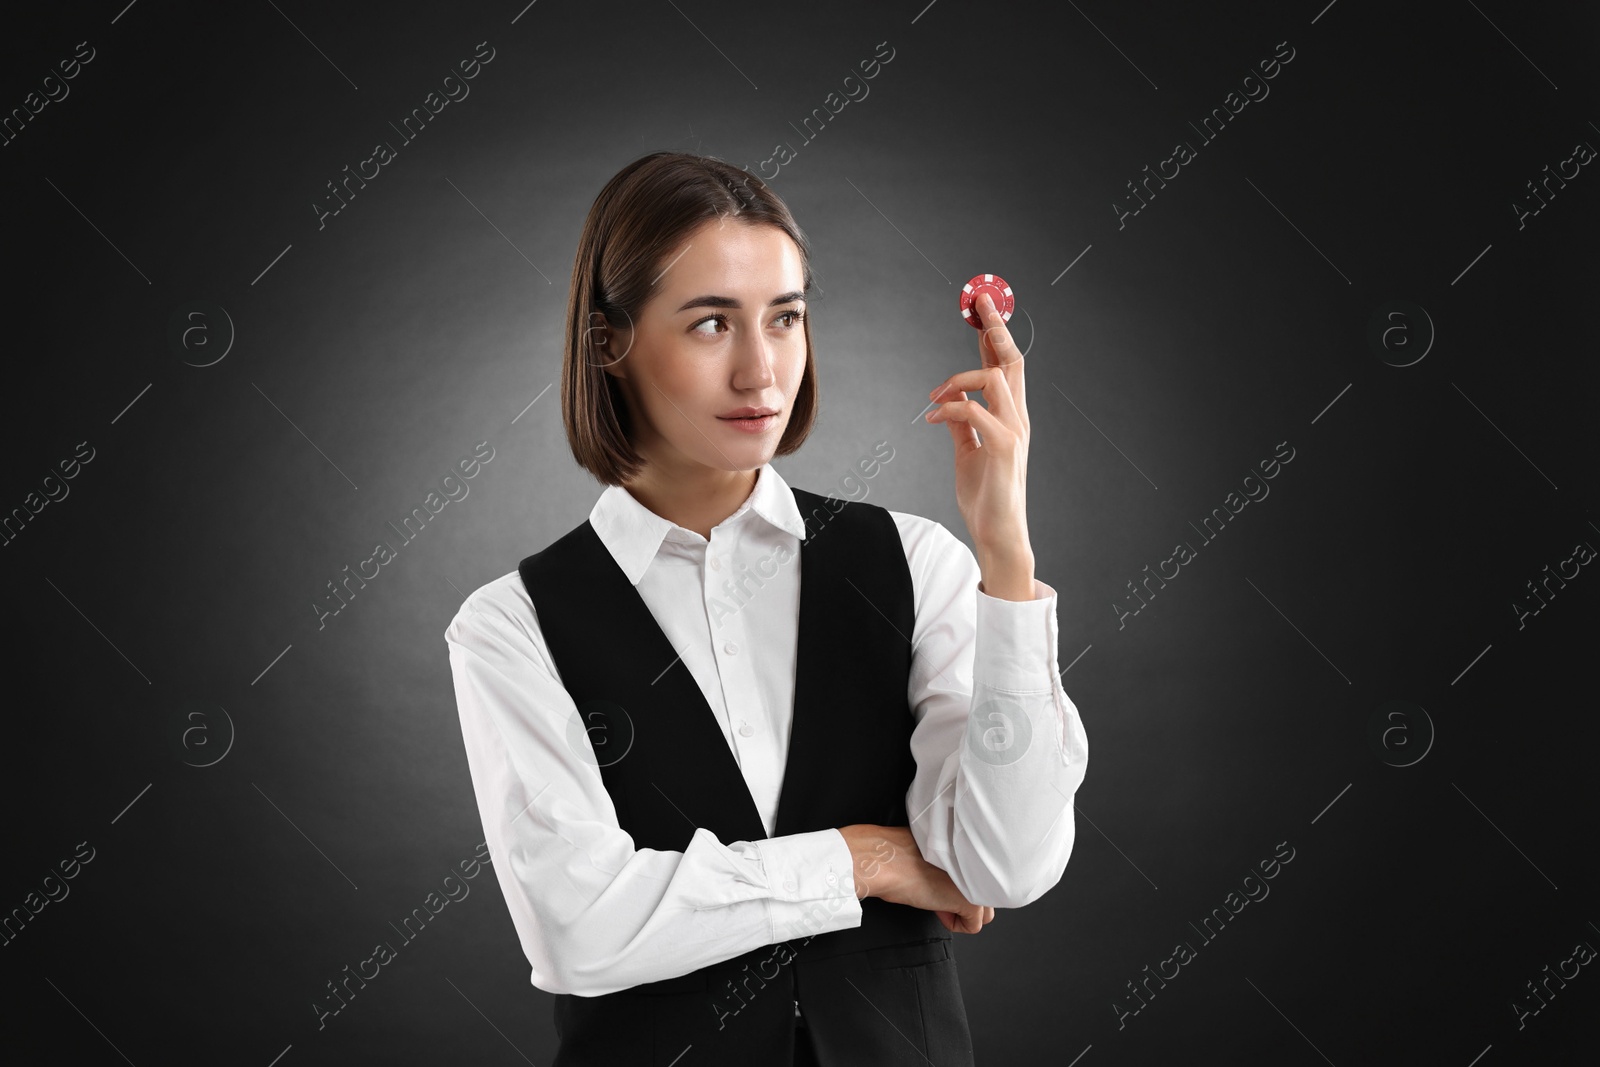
[706,532,753,753]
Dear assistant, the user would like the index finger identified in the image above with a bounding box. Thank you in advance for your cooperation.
[977,292,1023,370]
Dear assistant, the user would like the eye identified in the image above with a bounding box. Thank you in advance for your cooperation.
[688,309,807,336]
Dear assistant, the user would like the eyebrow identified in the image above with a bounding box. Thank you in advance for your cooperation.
[675,290,807,313]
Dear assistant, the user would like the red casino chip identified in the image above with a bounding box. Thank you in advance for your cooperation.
[960,274,1014,329]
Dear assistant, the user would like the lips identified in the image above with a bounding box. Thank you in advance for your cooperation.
[718,411,780,433]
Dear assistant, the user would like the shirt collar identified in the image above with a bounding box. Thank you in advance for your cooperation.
[588,462,809,585]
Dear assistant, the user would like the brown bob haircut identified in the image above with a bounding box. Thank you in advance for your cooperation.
[562,151,819,486]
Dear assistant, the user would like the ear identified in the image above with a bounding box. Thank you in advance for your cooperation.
[586,311,633,378]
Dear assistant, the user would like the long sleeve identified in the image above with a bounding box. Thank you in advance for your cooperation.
[897,517,1090,909]
[446,592,862,998]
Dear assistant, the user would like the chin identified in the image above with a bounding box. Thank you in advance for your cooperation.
[724,444,778,471]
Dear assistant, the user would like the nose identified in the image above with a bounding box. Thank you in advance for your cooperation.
[731,324,777,389]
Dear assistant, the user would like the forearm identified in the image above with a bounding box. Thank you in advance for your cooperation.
[841,823,933,900]
[487,822,861,995]
[839,823,997,934]
[839,823,897,899]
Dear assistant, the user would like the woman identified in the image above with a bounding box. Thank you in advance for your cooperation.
[446,152,1089,1066]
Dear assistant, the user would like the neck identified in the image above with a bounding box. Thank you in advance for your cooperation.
[624,463,762,540]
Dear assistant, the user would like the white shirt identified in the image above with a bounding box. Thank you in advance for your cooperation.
[445,462,1089,996]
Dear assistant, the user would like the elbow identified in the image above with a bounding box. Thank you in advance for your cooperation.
[976,839,1076,909]
[960,864,1050,909]
[533,970,578,997]
[982,870,1060,909]
[536,951,609,998]
[499,858,629,996]
[995,795,1084,907]
[536,923,630,996]
[520,919,589,996]
[528,944,579,996]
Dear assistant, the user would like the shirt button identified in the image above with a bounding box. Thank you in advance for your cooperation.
[783,878,797,893]
[739,721,753,737]
[723,641,738,655]
[710,555,721,571]
[825,872,838,887]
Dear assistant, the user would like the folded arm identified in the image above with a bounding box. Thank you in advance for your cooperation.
[446,600,862,996]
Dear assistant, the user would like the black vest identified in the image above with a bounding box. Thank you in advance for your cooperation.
[518,486,975,1066]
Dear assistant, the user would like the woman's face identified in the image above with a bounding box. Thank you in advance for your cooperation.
[601,217,808,479]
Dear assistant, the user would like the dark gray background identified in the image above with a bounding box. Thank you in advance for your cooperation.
[3,0,1596,1063]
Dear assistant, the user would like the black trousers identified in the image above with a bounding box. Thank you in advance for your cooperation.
[794,1019,821,1067]
[790,939,975,1066]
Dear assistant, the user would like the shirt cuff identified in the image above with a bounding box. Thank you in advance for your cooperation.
[754,828,863,944]
[974,578,1060,693]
